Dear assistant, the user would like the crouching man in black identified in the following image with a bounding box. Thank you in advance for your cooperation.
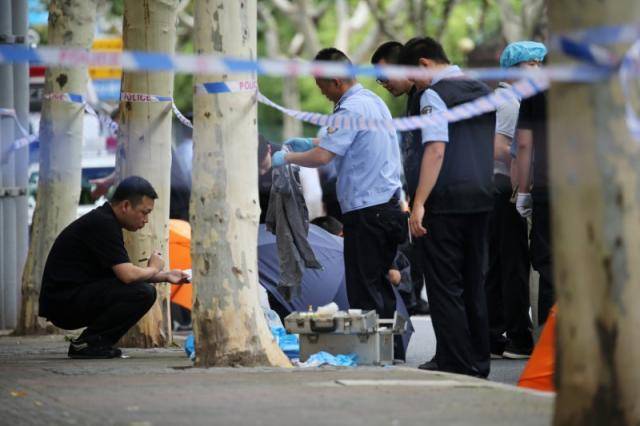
[39,176,189,359]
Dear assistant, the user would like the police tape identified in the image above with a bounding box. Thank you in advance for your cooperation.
[258,76,545,132]
[195,80,258,94]
[120,92,172,102]
[43,92,86,103]
[0,43,622,83]
[1,107,34,164]
[620,39,640,141]
[2,90,194,161]
[558,23,640,47]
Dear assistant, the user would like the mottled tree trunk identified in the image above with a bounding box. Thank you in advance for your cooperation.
[191,0,290,367]
[549,1,640,424]
[116,0,178,348]
[282,78,302,139]
[15,0,96,335]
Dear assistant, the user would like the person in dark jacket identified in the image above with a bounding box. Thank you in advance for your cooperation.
[399,37,496,378]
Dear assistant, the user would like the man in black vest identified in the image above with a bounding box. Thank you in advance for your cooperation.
[371,41,430,316]
[399,37,495,377]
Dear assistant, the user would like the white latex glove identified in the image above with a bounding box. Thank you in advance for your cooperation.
[516,192,533,218]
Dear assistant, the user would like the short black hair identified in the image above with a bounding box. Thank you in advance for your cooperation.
[314,47,352,64]
[111,176,158,205]
[399,37,450,66]
[311,216,343,236]
[371,41,403,64]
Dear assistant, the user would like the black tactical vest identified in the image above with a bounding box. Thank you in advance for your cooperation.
[401,86,425,206]
[427,78,496,214]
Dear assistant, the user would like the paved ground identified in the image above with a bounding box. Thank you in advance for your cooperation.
[0,331,552,426]
[406,316,528,385]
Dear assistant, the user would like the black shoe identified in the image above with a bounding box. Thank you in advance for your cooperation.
[68,339,122,359]
[409,300,430,316]
[502,342,532,359]
[418,358,439,371]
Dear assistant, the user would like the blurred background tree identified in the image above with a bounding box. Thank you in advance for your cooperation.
[31,0,546,141]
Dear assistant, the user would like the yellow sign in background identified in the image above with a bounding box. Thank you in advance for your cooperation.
[89,37,122,80]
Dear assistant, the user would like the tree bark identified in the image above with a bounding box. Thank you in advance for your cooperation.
[191,0,290,367]
[549,1,640,424]
[116,0,178,348]
[15,0,96,335]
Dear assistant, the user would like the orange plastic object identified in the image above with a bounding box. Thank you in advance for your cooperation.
[518,304,556,392]
[169,219,193,310]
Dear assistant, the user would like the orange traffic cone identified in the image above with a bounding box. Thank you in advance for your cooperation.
[518,304,556,392]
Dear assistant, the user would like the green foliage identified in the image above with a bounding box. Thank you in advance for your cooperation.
[257,0,508,140]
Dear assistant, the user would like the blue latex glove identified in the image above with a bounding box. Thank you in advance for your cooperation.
[284,137,314,152]
[272,150,287,167]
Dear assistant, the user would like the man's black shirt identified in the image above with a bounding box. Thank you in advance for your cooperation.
[517,91,548,196]
[39,202,130,317]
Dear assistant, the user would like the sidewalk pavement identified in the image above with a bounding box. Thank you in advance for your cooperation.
[0,334,553,426]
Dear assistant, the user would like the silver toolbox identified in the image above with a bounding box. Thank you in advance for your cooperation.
[284,310,404,366]
[284,310,378,335]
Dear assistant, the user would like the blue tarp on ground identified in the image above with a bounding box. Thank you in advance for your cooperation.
[257,224,414,356]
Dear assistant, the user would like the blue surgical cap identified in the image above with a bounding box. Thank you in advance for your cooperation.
[500,41,548,68]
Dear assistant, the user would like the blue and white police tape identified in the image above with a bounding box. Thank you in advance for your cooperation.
[620,39,640,141]
[0,107,29,138]
[120,92,172,102]
[557,23,640,48]
[195,79,257,94]
[43,92,86,103]
[0,108,35,164]
[257,76,547,133]
[0,43,620,83]
[172,103,192,129]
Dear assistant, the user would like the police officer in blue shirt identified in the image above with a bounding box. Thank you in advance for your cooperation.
[272,48,406,341]
[399,37,496,377]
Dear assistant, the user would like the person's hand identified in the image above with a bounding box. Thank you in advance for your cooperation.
[409,203,427,238]
[148,251,165,271]
[272,151,287,167]
[284,137,314,152]
[388,269,402,286]
[90,176,114,200]
[516,192,533,218]
[164,269,191,284]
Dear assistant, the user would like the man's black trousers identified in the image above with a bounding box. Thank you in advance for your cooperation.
[342,200,407,357]
[531,193,554,324]
[46,278,157,346]
[486,174,533,353]
[420,212,491,377]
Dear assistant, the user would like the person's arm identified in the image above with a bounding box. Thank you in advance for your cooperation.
[516,128,533,192]
[90,171,116,200]
[113,263,161,284]
[149,269,191,284]
[112,251,164,284]
[494,133,512,166]
[409,142,445,237]
[285,147,336,168]
[409,88,448,237]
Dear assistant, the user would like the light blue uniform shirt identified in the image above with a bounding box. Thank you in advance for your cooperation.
[419,65,464,144]
[319,83,402,213]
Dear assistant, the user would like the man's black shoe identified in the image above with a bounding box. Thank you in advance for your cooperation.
[418,358,439,371]
[409,300,430,316]
[68,340,122,359]
[502,342,532,359]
